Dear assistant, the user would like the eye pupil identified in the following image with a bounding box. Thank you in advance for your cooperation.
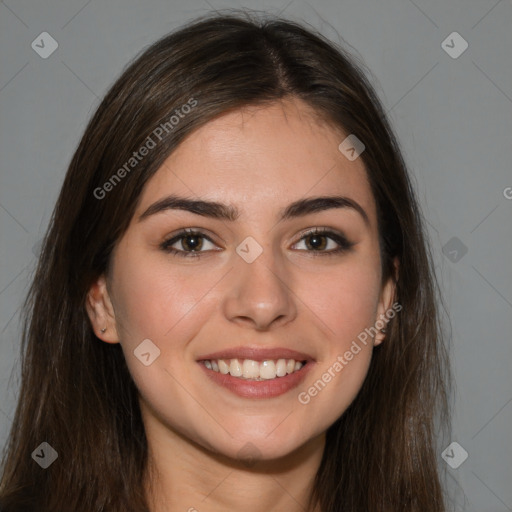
[306,234,327,250]
[183,234,203,251]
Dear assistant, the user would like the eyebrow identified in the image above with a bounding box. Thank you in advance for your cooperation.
[138,194,370,226]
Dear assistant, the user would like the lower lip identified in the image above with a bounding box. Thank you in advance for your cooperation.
[198,362,314,399]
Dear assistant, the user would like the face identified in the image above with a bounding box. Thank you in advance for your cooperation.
[87,98,396,463]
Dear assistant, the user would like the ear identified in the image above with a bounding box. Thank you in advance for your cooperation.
[85,274,120,344]
[374,257,399,346]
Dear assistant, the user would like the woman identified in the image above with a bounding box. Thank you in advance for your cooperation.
[0,11,450,512]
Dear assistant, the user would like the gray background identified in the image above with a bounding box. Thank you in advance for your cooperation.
[1,0,511,510]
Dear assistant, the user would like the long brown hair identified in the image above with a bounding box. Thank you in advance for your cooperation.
[0,10,450,511]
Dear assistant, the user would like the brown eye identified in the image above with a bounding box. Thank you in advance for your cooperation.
[293,229,354,256]
[160,229,217,258]
[180,233,204,251]
[304,233,328,251]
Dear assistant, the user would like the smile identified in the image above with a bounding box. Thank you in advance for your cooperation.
[200,358,305,380]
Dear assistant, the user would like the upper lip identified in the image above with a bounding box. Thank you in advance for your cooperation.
[197,346,315,363]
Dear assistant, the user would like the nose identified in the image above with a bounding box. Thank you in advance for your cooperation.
[221,244,297,331]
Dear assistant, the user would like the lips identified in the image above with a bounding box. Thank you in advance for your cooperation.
[196,346,315,399]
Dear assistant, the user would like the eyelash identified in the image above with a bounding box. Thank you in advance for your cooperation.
[160,228,354,259]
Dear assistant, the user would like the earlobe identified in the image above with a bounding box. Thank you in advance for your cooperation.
[85,275,120,344]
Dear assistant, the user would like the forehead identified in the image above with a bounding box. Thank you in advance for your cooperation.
[136,98,376,224]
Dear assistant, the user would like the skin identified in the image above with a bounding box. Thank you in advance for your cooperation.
[86,97,397,512]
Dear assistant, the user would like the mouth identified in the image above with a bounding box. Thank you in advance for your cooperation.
[199,357,306,380]
[196,347,315,399]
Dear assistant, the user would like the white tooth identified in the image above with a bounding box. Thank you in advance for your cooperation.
[294,361,303,371]
[229,358,243,377]
[211,360,219,372]
[286,359,295,374]
[218,359,229,374]
[204,360,212,370]
[260,360,277,379]
[242,359,260,379]
[276,359,287,377]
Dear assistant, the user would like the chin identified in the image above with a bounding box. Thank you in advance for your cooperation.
[193,419,317,464]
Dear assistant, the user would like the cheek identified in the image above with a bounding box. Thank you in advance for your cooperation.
[110,250,220,347]
[109,256,219,422]
[294,258,381,413]
[300,259,381,345]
